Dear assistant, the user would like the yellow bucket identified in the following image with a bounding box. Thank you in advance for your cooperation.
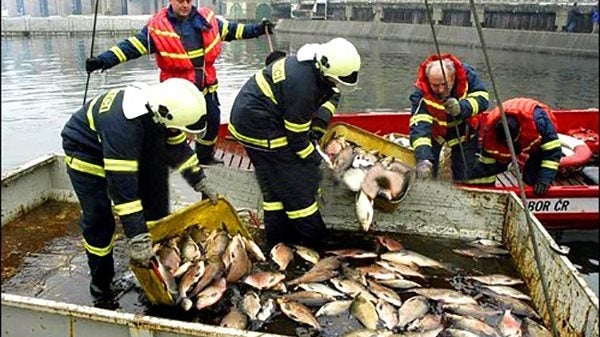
[130,197,250,306]
[321,122,416,212]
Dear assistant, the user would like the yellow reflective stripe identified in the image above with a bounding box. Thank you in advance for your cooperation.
[263,201,284,211]
[178,154,199,172]
[478,155,496,164]
[148,28,179,38]
[167,132,187,145]
[206,83,219,93]
[286,202,318,219]
[410,114,433,126]
[104,158,138,172]
[86,96,100,132]
[220,19,230,39]
[423,98,444,110]
[158,51,189,59]
[228,124,288,149]
[322,101,336,115]
[255,71,278,105]
[65,155,105,177]
[447,135,469,147]
[297,143,315,159]
[128,36,147,55]
[466,97,480,115]
[110,46,127,63]
[235,24,244,39]
[82,234,116,257]
[542,139,561,151]
[196,136,218,146]
[447,119,461,128]
[188,48,205,58]
[463,175,497,184]
[284,119,311,133]
[205,10,214,21]
[412,137,432,148]
[205,34,221,55]
[541,160,559,170]
[312,125,327,134]
[113,199,143,216]
[467,91,489,100]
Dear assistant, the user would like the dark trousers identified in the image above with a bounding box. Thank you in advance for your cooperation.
[195,92,221,162]
[430,134,480,181]
[245,147,329,250]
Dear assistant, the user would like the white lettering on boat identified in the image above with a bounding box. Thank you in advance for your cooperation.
[527,198,599,213]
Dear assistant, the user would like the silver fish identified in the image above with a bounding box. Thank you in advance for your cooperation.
[469,238,503,247]
[465,274,524,286]
[178,260,205,311]
[522,317,552,337]
[470,243,510,255]
[376,260,426,279]
[327,248,378,259]
[316,299,353,317]
[195,277,227,310]
[205,230,230,259]
[375,298,398,330]
[287,268,339,286]
[411,288,477,305]
[257,298,277,322]
[225,235,252,283]
[294,245,320,264]
[351,294,378,330]
[241,236,267,262]
[220,306,248,330]
[156,242,181,275]
[277,298,320,330]
[180,235,201,263]
[342,329,393,337]
[440,328,481,337]
[241,291,261,320]
[342,167,368,192]
[378,278,422,290]
[298,282,346,298]
[480,285,531,301]
[452,248,498,259]
[270,242,294,271]
[356,190,374,231]
[442,303,502,321]
[367,280,402,307]
[282,290,335,306]
[243,272,286,290]
[381,250,450,270]
[497,310,522,337]
[311,256,342,272]
[487,294,540,319]
[334,145,357,178]
[406,313,442,332]
[189,257,225,297]
[330,278,377,303]
[375,235,404,252]
[396,295,430,328]
[445,313,500,337]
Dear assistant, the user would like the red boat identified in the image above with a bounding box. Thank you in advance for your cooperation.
[214,108,599,230]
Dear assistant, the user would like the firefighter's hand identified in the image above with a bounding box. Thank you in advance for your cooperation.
[534,181,550,195]
[128,233,154,267]
[443,98,461,117]
[260,18,274,35]
[85,56,104,74]
[194,179,218,204]
[416,160,433,179]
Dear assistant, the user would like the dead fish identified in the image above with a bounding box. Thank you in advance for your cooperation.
[256,298,277,322]
[240,291,261,320]
[243,272,286,290]
[342,265,368,286]
[287,268,339,286]
[294,245,320,264]
[446,313,500,336]
[410,288,477,305]
[375,235,404,252]
[282,290,335,306]
[316,299,353,317]
[378,278,422,290]
[406,313,442,332]
[189,257,225,297]
[334,145,356,178]
[356,190,374,231]
[311,256,342,272]
[469,243,509,255]
[195,277,227,310]
[189,225,210,245]
[220,306,248,330]
[342,167,368,192]
[298,282,346,298]
[351,294,378,330]
[522,317,552,337]
[442,303,503,321]
[487,294,540,319]
[401,327,444,337]
[361,163,390,200]
[270,242,294,271]
[452,248,498,259]
[326,136,349,164]
[241,236,267,261]
[469,238,503,247]
[330,278,377,303]
[376,298,398,330]
[150,257,178,298]
[381,250,451,270]
[225,235,252,283]
[440,328,481,337]
[367,280,402,307]
[465,274,524,286]
[375,260,427,279]
[277,298,320,330]
[480,285,531,301]
[156,243,181,275]
[396,295,430,329]
[352,148,378,169]
[367,269,402,281]
[271,282,288,293]
[180,235,201,263]
[205,230,230,259]
[497,310,522,337]
[342,329,393,337]
[327,248,378,259]
[173,261,193,278]
[178,261,205,311]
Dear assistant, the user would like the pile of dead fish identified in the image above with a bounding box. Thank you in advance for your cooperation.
[152,227,552,337]
[322,136,414,232]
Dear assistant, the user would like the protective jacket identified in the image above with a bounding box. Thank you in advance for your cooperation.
[228,56,337,164]
[61,85,206,238]
[472,97,562,185]
[409,54,490,163]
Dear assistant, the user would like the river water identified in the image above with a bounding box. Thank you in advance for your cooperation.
[1,33,598,296]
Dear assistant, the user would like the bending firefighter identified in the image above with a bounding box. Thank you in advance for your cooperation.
[85,0,274,165]
[61,78,217,299]
[228,37,360,249]
[409,54,490,181]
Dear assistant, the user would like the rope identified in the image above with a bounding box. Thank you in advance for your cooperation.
[466,1,559,336]
[82,0,100,107]
[422,0,469,181]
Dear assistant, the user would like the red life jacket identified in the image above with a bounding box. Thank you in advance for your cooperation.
[147,7,222,87]
[481,97,557,163]
[414,54,470,139]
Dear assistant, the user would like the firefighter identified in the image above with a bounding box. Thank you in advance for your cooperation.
[409,54,490,181]
[61,78,217,299]
[228,37,360,249]
[84,0,274,165]
[469,97,563,195]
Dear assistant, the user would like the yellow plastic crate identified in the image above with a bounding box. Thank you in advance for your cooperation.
[130,197,251,306]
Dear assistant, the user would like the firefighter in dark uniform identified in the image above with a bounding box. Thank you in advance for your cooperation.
[61,78,217,298]
[468,97,563,195]
[85,0,274,165]
[409,54,490,181]
[228,37,360,249]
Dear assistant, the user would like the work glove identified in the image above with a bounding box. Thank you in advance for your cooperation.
[194,179,218,205]
[85,56,104,74]
[128,233,154,267]
[534,181,550,195]
[443,98,461,117]
[260,18,274,35]
[416,160,433,179]
[308,129,324,145]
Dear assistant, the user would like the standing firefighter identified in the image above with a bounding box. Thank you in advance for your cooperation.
[409,54,490,181]
[85,0,274,165]
[228,37,360,249]
[61,78,217,299]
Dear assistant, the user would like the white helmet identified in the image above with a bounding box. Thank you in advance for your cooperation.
[315,38,361,87]
[146,78,207,135]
